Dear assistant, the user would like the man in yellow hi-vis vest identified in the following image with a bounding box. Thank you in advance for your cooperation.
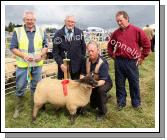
[80,41,113,121]
[10,11,48,118]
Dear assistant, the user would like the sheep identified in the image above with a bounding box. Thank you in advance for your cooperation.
[41,63,58,78]
[5,58,16,84]
[32,75,98,124]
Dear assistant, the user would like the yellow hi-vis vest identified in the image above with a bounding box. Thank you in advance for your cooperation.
[86,57,103,81]
[14,26,44,68]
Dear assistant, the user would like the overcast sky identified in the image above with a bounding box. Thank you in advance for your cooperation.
[5,5,155,29]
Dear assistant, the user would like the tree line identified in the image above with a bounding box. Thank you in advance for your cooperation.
[5,22,57,33]
[5,22,22,33]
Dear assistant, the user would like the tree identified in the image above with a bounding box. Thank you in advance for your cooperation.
[8,22,15,32]
[5,22,15,32]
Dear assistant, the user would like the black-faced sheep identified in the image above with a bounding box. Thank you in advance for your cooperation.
[32,76,97,124]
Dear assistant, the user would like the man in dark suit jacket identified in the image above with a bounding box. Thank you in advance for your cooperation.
[52,15,86,79]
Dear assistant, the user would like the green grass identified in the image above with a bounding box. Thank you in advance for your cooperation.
[5,53,155,128]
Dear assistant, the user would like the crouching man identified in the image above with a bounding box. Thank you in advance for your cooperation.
[80,41,113,121]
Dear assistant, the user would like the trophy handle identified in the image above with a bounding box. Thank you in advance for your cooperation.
[63,59,70,79]
[63,51,70,79]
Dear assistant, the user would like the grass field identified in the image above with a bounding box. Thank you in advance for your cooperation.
[5,53,155,128]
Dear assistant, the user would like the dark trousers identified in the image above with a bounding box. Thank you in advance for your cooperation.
[90,81,112,115]
[115,57,140,107]
[151,37,155,52]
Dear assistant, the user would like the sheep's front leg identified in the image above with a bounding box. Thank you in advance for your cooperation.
[70,115,75,125]
[67,105,77,125]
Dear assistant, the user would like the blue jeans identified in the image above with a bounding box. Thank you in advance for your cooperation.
[16,67,42,96]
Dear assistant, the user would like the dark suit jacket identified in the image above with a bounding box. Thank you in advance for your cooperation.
[52,26,86,76]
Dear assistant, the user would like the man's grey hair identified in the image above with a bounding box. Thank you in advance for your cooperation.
[87,40,99,49]
[65,15,76,21]
[23,10,36,20]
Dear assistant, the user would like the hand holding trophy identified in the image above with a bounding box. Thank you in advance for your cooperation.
[63,51,70,79]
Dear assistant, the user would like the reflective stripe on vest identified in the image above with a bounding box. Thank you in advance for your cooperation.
[86,58,103,80]
[14,26,44,68]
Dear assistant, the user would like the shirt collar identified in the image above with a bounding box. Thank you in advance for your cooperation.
[24,25,36,32]
[65,26,74,34]
[120,23,131,31]
[89,55,100,65]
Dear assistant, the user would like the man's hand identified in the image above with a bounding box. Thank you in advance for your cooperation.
[34,54,42,62]
[24,55,34,62]
[80,75,85,79]
[111,54,116,59]
[96,80,105,87]
[60,64,67,73]
[136,58,144,66]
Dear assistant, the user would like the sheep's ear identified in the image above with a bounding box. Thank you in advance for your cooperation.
[90,72,94,78]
